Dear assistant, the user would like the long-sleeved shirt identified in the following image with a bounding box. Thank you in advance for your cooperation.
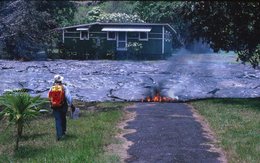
[48,84,73,106]
[63,85,72,106]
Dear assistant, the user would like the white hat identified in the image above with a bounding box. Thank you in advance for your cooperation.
[54,74,64,82]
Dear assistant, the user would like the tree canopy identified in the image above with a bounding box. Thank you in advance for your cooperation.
[179,2,260,67]
[133,1,260,67]
[99,1,136,14]
[0,1,259,67]
[72,6,144,24]
[0,0,76,60]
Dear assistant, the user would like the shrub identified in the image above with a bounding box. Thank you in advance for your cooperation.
[0,92,47,150]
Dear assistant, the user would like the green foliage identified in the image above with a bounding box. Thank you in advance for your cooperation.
[0,92,47,150]
[72,6,144,25]
[133,1,185,46]
[97,12,144,23]
[100,1,137,14]
[0,102,130,162]
[87,7,104,23]
[0,0,76,60]
[179,2,260,67]
[0,40,11,59]
[106,49,115,60]
[34,1,76,27]
[126,42,144,59]
[73,6,104,25]
[237,44,260,68]
[127,42,143,54]
[134,1,180,23]
[71,6,89,25]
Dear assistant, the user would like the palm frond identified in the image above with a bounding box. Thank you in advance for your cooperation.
[0,92,46,127]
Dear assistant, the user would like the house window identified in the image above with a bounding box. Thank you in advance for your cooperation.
[128,32,139,39]
[139,32,148,41]
[107,32,116,40]
[80,31,89,40]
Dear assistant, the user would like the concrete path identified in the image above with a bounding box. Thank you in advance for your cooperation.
[124,103,224,163]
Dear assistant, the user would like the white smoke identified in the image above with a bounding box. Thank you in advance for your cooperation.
[165,39,239,100]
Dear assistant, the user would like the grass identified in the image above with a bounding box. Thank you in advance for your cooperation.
[190,98,260,163]
[0,101,131,163]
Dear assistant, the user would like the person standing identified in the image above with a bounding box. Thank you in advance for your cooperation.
[48,75,72,141]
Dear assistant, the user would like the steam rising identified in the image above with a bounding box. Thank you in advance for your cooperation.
[0,40,258,102]
[163,40,259,100]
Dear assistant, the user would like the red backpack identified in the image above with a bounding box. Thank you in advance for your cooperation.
[49,84,65,108]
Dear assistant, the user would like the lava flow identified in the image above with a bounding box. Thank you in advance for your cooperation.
[142,91,175,102]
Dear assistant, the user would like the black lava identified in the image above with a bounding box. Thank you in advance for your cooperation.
[0,53,259,101]
[125,103,221,163]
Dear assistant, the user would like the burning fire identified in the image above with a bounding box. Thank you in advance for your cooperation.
[142,92,175,102]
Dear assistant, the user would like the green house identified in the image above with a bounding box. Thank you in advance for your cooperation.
[59,22,176,59]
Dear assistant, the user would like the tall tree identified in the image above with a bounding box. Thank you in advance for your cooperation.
[180,2,260,68]
[0,0,76,60]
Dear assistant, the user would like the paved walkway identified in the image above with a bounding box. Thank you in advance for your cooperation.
[125,103,222,163]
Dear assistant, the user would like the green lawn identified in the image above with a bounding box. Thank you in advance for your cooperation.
[190,98,260,163]
[0,102,130,163]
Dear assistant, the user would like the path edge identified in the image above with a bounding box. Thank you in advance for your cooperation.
[105,104,137,163]
[186,103,228,163]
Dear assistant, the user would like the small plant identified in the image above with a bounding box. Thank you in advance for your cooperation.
[0,92,47,150]
[106,49,115,59]
[127,42,143,59]
[127,42,143,52]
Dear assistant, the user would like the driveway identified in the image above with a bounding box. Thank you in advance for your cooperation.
[124,103,225,163]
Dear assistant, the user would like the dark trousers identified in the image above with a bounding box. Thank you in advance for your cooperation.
[53,105,68,139]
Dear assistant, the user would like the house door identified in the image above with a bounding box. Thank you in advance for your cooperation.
[117,32,127,51]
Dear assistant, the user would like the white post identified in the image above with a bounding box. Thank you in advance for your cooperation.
[162,26,165,54]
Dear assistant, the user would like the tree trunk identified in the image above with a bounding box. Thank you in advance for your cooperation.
[15,123,23,150]
[15,132,19,150]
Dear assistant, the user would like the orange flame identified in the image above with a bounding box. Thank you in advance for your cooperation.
[142,92,174,102]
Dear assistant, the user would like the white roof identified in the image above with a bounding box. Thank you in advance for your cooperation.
[58,22,176,34]
[102,27,151,32]
[76,28,89,31]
